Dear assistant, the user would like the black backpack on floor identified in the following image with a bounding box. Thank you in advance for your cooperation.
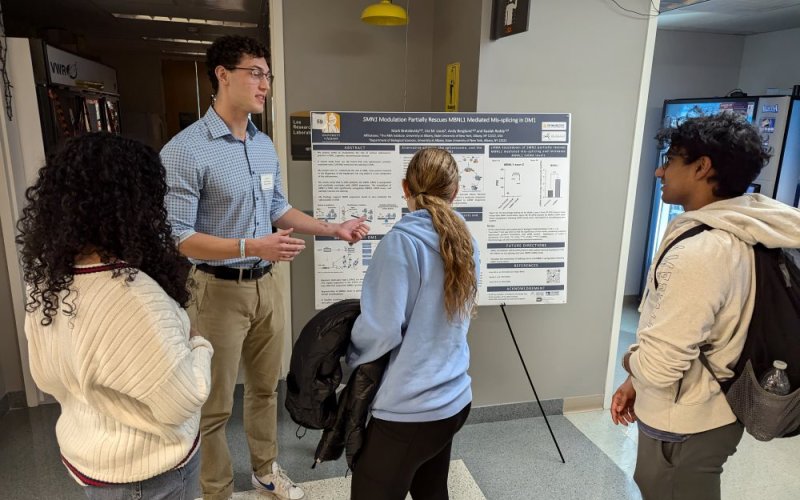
[656,224,800,441]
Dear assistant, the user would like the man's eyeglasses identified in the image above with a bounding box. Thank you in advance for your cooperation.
[227,66,274,84]
[660,152,687,169]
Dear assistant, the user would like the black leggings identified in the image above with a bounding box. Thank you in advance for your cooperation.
[350,403,471,500]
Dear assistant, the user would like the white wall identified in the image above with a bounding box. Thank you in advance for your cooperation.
[283,0,434,115]
[282,0,436,340]
[0,358,5,403]
[0,38,49,406]
[473,0,655,406]
[624,29,745,295]
[739,26,800,95]
[0,214,23,397]
[430,0,482,112]
[0,214,12,400]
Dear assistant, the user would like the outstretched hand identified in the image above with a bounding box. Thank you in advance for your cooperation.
[610,376,637,426]
[253,228,306,262]
[336,216,370,243]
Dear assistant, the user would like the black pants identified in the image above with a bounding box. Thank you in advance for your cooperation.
[350,403,471,500]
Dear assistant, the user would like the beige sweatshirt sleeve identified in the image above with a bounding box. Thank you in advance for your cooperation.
[628,232,739,388]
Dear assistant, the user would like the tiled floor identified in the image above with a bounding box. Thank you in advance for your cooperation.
[4,388,800,499]
[566,409,800,500]
[232,460,486,500]
[601,298,800,499]
[3,302,800,498]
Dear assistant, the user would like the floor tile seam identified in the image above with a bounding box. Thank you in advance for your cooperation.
[563,414,637,478]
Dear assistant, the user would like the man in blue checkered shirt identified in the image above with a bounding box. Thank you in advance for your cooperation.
[161,36,368,500]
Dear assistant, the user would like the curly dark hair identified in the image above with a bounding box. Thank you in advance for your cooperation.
[656,112,772,198]
[206,35,270,93]
[16,132,192,326]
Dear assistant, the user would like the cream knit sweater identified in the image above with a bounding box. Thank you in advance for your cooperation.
[25,266,213,483]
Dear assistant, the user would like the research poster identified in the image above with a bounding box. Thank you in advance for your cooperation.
[310,111,570,309]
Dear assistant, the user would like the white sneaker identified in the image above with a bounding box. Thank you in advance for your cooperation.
[251,462,305,500]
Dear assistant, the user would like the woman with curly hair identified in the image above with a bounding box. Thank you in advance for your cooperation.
[17,132,213,499]
[347,148,479,500]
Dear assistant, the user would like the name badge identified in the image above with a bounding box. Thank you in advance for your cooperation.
[261,174,274,191]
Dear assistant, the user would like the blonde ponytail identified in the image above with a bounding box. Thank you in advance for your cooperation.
[405,148,477,320]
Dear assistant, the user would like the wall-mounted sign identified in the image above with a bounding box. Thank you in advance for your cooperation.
[290,112,311,160]
[491,0,530,40]
[445,63,460,112]
[45,44,118,93]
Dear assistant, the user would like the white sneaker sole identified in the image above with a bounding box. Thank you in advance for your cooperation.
[250,479,305,500]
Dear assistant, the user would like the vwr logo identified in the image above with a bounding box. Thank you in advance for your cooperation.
[762,104,779,113]
[50,61,78,79]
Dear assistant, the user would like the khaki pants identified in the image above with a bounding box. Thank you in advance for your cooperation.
[634,421,744,500]
[187,267,285,500]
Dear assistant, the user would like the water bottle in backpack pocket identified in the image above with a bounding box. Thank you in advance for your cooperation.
[664,225,800,441]
[760,360,791,396]
[721,359,800,441]
[702,245,800,441]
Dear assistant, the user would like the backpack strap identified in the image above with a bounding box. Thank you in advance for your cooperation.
[673,341,723,404]
[654,224,712,290]
[697,347,723,386]
[651,224,711,403]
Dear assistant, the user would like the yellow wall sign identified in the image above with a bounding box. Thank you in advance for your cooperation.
[445,62,460,112]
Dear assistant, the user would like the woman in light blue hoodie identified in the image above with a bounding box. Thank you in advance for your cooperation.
[348,148,479,500]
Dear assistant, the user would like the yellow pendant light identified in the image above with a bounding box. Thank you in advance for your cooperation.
[361,0,408,26]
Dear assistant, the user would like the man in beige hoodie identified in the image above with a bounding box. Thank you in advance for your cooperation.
[611,113,800,500]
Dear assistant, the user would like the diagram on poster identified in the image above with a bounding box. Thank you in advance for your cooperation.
[311,112,571,309]
[457,154,484,194]
[316,244,360,271]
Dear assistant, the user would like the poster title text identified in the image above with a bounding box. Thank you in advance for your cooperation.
[362,116,536,124]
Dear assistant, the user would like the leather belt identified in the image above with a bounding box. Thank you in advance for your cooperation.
[196,263,272,281]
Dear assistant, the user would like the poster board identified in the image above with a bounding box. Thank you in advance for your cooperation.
[310,111,570,309]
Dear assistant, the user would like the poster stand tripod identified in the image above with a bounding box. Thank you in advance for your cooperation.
[500,303,566,463]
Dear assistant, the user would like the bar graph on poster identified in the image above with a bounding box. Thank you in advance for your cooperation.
[310,111,571,309]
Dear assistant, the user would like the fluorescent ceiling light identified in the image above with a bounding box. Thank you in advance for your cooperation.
[659,0,710,12]
[142,36,213,45]
[113,13,257,28]
[162,50,207,56]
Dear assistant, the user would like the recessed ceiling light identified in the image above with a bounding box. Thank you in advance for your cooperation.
[113,13,257,28]
[142,36,213,45]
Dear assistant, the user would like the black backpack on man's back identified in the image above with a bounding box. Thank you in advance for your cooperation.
[656,224,800,441]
